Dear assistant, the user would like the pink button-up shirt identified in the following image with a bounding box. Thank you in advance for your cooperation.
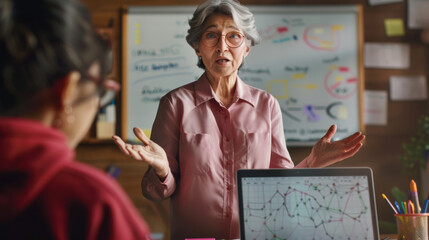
[142,73,295,239]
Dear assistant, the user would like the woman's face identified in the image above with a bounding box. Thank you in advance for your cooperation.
[196,13,250,78]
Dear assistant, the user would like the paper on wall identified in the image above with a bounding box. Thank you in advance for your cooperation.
[390,75,427,101]
[368,0,402,5]
[408,0,429,29]
[364,90,388,126]
[364,43,409,69]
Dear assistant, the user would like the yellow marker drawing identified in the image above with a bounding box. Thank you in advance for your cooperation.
[305,84,318,89]
[321,42,334,48]
[135,23,141,44]
[335,76,344,82]
[292,73,306,79]
[337,106,348,120]
[267,79,289,99]
[291,84,318,90]
[331,25,344,31]
[143,129,152,138]
[134,129,151,142]
[314,28,324,34]
[330,65,338,70]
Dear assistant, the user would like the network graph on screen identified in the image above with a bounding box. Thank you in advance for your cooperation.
[241,176,374,240]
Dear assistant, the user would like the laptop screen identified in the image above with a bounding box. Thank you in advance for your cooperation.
[237,167,379,240]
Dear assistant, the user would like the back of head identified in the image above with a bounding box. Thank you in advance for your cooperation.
[0,0,110,116]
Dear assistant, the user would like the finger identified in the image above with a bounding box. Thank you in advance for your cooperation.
[126,145,142,161]
[341,131,363,143]
[342,142,363,158]
[112,135,130,155]
[137,150,154,165]
[344,134,365,150]
[322,124,337,141]
[133,127,150,145]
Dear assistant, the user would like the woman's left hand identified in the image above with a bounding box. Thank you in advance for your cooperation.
[304,124,365,168]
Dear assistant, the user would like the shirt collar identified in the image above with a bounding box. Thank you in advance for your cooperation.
[194,72,255,107]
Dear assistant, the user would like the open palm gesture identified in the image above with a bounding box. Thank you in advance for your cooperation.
[112,127,170,178]
[305,125,365,168]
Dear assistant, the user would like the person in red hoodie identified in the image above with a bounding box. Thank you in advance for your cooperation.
[0,0,152,239]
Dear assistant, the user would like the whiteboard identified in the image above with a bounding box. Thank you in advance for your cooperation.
[121,5,364,146]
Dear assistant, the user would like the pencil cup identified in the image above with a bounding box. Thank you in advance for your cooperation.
[395,214,429,240]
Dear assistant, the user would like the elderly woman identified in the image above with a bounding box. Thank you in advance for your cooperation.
[113,0,365,239]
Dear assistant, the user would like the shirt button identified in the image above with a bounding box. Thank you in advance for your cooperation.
[227,185,232,191]
[225,213,231,218]
[226,160,232,165]
[225,137,230,142]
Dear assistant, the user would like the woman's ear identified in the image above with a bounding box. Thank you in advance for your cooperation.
[53,71,81,110]
[243,45,250,58]
[193,45,201,57]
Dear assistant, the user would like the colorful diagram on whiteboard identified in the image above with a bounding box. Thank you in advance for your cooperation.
[303,24,344,51]
[258,24,299,44]
[280,102,348,123]
[324,65,357,100]
[266,68,352,123]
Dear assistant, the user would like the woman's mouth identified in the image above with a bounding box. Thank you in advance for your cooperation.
[216,58,230,64]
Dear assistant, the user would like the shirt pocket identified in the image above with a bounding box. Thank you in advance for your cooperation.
[245,132,271,169]
[180,133,216,176]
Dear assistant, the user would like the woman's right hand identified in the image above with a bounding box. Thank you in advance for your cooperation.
[112,127,170,179]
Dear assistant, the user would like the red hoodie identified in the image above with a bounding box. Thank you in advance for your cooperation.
[0,118,152,240]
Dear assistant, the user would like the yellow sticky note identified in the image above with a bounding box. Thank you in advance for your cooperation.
[385,19,405,37]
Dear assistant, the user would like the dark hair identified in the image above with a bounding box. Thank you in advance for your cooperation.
[0,0,111,115]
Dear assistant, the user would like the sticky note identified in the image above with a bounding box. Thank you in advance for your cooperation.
[385,18,405,37]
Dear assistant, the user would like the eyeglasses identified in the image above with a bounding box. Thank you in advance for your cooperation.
[98,80,120,108]
[200,31,245,48]
[73,78,120,109]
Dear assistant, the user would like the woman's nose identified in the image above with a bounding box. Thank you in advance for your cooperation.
[216,35,229,52]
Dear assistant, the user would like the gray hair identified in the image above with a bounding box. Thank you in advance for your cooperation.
[186,0,260,50]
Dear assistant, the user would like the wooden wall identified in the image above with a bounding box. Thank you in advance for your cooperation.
[76,0,429,237]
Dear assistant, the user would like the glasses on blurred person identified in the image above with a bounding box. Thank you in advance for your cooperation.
[98,80,120,108]
[73,78,120,109]
[200,31,245,48]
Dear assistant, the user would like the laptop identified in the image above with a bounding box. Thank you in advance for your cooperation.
[237,167,380,240]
